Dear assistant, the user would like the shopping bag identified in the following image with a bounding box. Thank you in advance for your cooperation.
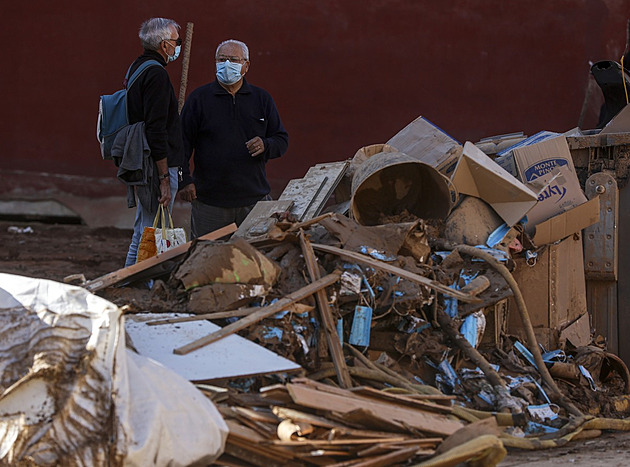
[154,205,187,255]
[136,205,186,263]
[136,225,157,263]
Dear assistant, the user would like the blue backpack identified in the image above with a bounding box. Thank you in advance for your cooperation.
[97,60,162,160]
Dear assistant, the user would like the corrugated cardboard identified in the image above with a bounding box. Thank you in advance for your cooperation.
[386,116,462,177]
[600,104,630,134]
[451,142,538,226]
[507,235,587,349]
[505,137,588,230]
[532,196,600,245]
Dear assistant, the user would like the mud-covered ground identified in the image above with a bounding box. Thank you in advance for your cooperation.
[1,220,630,466]
[0,221,132,282]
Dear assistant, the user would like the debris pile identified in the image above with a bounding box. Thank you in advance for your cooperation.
[80,110,630,465]
[6,108,630,465]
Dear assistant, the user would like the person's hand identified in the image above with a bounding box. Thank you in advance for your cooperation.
[246,137,265,157]
[179,183,197,202]
[158,178,172,206]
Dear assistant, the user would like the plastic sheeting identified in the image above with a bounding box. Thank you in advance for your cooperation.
[0,273,228,466]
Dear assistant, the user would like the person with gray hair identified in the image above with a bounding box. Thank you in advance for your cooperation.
[122,17,186,267]
[179,39,289,238]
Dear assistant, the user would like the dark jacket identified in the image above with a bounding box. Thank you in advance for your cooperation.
[180,79,289,208]
[126,50,185,167]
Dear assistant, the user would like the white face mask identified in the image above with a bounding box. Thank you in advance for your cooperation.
[216,60,243,85]
[167,45,181,62]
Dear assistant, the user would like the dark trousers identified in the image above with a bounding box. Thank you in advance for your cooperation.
[190,196,270,239]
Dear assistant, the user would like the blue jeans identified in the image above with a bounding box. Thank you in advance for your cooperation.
[124,167,178,267]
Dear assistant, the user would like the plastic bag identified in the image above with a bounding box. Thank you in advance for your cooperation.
[137,205,186,263]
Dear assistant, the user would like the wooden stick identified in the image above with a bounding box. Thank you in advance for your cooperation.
[287,212,334,232]
[173,271,341,355]
[147,303,313,326]
[84,223,236,292]
[299,231,353,389]
[311,243,480,303]
[178,22,194,113]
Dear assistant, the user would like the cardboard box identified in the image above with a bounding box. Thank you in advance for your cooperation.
[496,136,587,231]
[532,196,600,245]
[451,142,538,226]
[495,130,561,177]
[507,235,587,349]
[600,104,630,134]
[386,116,462,177]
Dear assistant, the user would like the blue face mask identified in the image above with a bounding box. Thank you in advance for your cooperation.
[168,45,181,62]
[216,60,243,85]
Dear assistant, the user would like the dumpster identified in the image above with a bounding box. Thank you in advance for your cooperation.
[568,131,630,363]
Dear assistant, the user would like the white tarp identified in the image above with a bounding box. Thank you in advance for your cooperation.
[0,273,228,466]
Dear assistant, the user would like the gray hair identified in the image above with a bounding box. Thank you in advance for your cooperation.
[139,18,180,51]
[216,39,249,60]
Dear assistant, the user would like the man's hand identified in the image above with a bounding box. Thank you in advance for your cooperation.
[179,183,197,202]
[246,137,265,157]
[158,178,172,206]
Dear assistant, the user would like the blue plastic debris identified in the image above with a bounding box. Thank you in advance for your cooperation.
[527,403,559,422]
[337,318,344,346]
[460,312,485,348]
[514,341,538,368]
[579,365,598,391]
[524,421,559,435]
[435,359,460,394]
[359,246,397,262]
[349,305,373,346]
[486,223,511,248]
[541,349,566,363]
[261,327,283,340]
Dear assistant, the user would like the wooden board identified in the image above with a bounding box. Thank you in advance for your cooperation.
[232,200,294,240]
[311,243,481,303]
[285,383,463,436]
[299,231,352,388]
[279,161,349,221]
[84,223,237,292]
[125,313,301,381]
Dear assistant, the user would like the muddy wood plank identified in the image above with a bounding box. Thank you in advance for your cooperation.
[328,446,420,467]
[146,303,314,326]
[279,161,349,221]
[84,223,237,292]
[272,407,407,439]
[232,199,294,240]
[348,387,453,413]
[270,437,410,446]
[225,420,296,461]
[173,271,342,355]
[285,383,464,437]
[311,243,480,303]
[299,231,353,389]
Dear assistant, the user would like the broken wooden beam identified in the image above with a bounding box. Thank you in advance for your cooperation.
[299,230,353,389]
[83,223,237,292]
[173,271,342,355]
[310,243,481,303]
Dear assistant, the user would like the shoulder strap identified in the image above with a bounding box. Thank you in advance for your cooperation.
[125,59,163,90]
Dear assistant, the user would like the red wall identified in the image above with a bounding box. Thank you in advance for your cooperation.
[2,0,628,197]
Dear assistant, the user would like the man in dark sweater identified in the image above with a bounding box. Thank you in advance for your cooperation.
[179,39,289,238]
[123,17,185,266]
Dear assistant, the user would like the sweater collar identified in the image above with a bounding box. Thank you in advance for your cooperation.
[141,49,167,67]
[212,78,252,95]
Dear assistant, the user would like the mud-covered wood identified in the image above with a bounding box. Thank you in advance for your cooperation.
[173,271,342,355]
[299,230,353,388]
[84,223,237,292]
